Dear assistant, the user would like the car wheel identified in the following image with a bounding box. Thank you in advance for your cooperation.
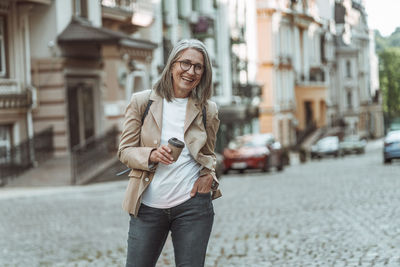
[384,158,392,164]
[262,158,270,172]
[223,168,229,174]
[239,169,245,174]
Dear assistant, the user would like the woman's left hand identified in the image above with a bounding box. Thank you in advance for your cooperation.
[190,174,213,197]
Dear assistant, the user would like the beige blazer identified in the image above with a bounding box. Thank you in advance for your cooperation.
[118,90,221,216]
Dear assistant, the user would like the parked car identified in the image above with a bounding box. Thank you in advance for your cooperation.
[215,152,225,178]
[223,133,284,173]
[310,136,341,159]
[383,130,400,164]
[339,135,366,155]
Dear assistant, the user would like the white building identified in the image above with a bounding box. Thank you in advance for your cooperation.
[334,0,383,137]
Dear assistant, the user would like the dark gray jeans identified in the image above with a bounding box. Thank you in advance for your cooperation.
[126,192,214,267]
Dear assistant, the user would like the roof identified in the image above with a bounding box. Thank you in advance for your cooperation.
[57,17,157,50]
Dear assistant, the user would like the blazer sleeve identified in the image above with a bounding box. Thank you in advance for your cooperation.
[118,94,155,171]
[199,101,220,182]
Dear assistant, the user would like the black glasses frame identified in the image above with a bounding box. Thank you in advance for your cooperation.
[175,60,204,75]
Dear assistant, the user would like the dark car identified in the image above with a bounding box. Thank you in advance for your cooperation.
[339,135,366,155]
[311,136,341,159]
[223,133,284,173]
[383,130,400,164]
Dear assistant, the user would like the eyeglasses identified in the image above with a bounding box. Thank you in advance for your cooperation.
[176,60,204,75]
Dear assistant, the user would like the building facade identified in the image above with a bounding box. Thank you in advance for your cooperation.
[256,0,333,147]
[0,0,51,162]
[333,0,384,138]
[256,0,383,148]
[1,0,158,183]
[217,0,261,151]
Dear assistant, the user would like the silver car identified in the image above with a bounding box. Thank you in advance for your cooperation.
[339,135,366,155]
[311,136,341,159]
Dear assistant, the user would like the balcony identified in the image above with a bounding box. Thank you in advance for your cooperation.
[0,80,32,109]
[278,55,292,67]
[0,79,19,93]
[0,92,32,109]
[101,0,154,33]
[191,15,215,39]
[233,83,262,99]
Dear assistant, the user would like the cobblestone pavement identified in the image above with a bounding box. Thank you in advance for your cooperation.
[1,139,400,266]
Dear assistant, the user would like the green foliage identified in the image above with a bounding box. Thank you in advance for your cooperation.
[376,28,400,121]
[375,28,400,53]
[379,48,400,118]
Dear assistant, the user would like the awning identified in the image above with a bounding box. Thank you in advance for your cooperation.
[57,17,157,50]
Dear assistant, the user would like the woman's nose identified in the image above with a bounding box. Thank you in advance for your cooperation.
[187,65,196,74]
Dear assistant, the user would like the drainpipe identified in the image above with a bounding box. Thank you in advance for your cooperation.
[19,4,36,165]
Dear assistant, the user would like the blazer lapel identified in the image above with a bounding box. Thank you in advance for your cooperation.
[149,91,163,131]
[184,96,201,134]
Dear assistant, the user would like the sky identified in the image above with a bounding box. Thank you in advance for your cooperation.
[365,0,400,36]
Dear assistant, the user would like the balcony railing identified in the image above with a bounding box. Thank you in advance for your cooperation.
[0,127,54,185]
[101,0,154,28]
[102,0,136,12]
[0,92,32,109]
[70,126,119,185]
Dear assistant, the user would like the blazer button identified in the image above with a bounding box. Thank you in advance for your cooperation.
[144,177,149,182]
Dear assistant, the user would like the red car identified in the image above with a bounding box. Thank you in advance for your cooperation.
[223,133,284,174]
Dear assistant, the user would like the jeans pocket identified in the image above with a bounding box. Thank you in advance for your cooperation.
[194,192,213,213]
[196,192,211,198]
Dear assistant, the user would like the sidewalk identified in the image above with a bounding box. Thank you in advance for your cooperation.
[0,179,126,200]
[4,155,72,188]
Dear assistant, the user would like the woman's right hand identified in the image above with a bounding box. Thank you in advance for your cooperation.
[149,145,174,165]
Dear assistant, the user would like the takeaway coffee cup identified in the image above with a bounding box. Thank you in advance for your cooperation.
[167,137,185,162]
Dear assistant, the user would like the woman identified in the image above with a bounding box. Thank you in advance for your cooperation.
[118,39,221,267]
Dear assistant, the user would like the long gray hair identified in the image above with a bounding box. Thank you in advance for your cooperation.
[153,39,213,106]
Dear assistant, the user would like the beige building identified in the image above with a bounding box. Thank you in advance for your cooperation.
[256,0,332,147]
[255,0,383,148]
[1,0,157,184]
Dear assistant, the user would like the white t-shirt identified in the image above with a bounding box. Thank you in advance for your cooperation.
[141,98,202,208]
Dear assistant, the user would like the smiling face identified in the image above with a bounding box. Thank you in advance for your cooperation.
[171,48,204,98]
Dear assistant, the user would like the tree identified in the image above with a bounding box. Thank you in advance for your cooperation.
[379,48,400,120]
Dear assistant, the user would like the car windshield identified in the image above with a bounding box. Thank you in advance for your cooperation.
[228,135,273,149]
[386,131,400,142]
[317,137,338,145]
[343,135,359,142]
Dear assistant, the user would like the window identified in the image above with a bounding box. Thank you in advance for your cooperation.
[320,35,326,62]
[347,91,352,109]
[0,16,7,77]
[192,0,200,12]
[346,60,351,78]
[74,0,88,18]
[0,125,12,164]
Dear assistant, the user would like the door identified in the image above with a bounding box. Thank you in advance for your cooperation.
[67,78,96,149]
[304,101,314,129]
